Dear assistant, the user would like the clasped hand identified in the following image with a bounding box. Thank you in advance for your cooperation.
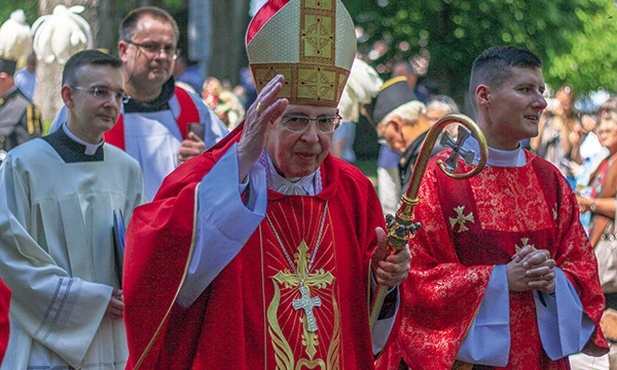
[507,245,556,294]
[371,227,411,287]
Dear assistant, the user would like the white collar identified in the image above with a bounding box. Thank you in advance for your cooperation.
[258,151,322,195]
[463,136,526,167]
[62,123,104,155]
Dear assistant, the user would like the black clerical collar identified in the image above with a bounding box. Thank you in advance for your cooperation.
[123,77,176,113]
[42,125,104,163]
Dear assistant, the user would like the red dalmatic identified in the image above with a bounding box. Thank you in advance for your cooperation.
[376,150,607,370]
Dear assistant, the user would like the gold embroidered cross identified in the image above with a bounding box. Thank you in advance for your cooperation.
[302,17,334,57]
[272,240,334,359]
[514,237,534,254]
[449,206,474,233]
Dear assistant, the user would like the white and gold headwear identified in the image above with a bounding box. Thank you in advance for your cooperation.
[246,0,357,107]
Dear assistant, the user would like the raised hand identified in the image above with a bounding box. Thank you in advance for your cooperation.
[237,75,288,180]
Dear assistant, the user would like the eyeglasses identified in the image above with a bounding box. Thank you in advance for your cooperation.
[126,40,180,60]
[72,86,131,104]
[280,114,342,133]
[598,129,617,136]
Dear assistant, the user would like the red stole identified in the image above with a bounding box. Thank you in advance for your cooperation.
[104,86,199,150]
[0,280,10,363]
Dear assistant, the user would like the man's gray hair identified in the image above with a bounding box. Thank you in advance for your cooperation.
[380,100,427,126]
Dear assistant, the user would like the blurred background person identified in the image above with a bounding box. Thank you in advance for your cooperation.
[233,66,257,110]
[201,76,245,130]
[531,85,581,179]
[173,54,204,95]
[374,58,431,215]
[0,11,42,159]
[577,111,617,239]
[13,53,36,100]
[574,110,617,369]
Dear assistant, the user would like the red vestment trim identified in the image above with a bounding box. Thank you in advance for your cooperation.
[246,0,291,44]
[0,280,9,363]
[104,86,200,150]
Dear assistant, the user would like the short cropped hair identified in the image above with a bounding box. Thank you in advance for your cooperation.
[119,6,179,43]
[469,46,543,109]
[62,49,122,86]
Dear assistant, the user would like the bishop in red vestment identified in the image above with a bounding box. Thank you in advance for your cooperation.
[123,1,410,368]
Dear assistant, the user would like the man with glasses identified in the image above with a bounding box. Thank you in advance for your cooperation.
[0,50,145,369]
[51,6,228,200]
[122,1,410,368]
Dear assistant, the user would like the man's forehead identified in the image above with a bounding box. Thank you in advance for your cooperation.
[75,65,123,85]
[133,14,177,42]
[284,104,337,116]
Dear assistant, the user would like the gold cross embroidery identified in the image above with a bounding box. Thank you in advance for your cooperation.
[272,240,334,360]
[301,17,334,57]
[514,237,535,254]
[449,206,474,233]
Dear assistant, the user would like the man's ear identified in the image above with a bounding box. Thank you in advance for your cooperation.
[61,85,75,108]
[476,84,490,108]
[118,40,129,61]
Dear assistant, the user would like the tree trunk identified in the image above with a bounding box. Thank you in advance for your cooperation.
[210,0,251,86]
[35,0,107,124]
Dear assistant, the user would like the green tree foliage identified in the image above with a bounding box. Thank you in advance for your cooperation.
[347,0,614,106]
[548,0,617,94]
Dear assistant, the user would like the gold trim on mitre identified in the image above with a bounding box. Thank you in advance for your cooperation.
[247,0,357,107]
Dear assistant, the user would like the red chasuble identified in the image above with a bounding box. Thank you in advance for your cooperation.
[376,150,607,370]
[0,280,10,362]
[123,128,385,369]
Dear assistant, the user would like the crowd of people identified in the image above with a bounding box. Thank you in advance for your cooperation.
[0,0,616,369]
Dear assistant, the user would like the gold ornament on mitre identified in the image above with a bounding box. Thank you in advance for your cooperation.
[246,0,357,107]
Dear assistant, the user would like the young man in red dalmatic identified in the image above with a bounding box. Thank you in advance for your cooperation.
[122,1,411,369]
[375,46,608,369]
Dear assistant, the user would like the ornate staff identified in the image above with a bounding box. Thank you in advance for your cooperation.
[369,113,488,330]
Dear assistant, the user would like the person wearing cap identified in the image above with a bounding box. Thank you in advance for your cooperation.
[0,54,42,157]
[367,77,442,203]
[0,50,145,369]
[49,6,228,201]
[122,1,410,368]
[376,45,607,369]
